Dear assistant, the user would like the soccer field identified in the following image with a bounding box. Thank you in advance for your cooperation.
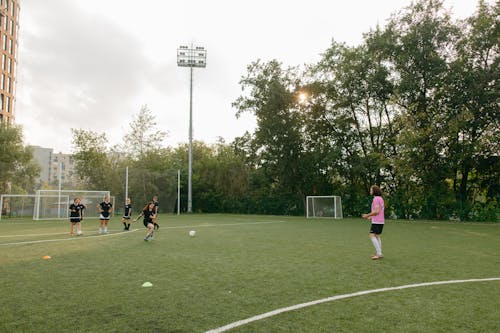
[1,215,499,332]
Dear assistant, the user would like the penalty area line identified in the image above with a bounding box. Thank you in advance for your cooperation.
[0,229,139,246]
[205,277,500,333]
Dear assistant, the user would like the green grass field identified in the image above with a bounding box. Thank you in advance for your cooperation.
[1,215,499,333]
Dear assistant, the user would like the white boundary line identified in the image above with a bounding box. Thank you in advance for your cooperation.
[0,221,287,246]
[0,229,139,246]
[205,277,500,333]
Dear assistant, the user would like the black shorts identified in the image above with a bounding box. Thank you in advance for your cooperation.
[143,220,153,228]
[70,217,80,223]
[370,223,384,235]
[122,216,131,220]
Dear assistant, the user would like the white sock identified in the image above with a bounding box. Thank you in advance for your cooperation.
[104,227,108,233]
[99,227,102,233]
[370,236,381,256]
[377,238,383,256]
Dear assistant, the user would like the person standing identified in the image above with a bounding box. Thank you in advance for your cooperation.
[362,185,385,260]
[77,198,86,231]
[69,198,83,236]
[133,201,157,241]
[122,198,132,230]
[152,195,160,231]
[98,196,113,234]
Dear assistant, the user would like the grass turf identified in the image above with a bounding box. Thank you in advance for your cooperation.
[0,214,499,332]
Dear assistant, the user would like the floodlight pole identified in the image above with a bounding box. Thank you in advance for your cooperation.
[177,44,206,213]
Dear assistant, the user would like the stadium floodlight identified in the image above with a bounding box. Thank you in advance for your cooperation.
[177,44,207,213]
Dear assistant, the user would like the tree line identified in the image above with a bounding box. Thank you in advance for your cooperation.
[1,0,498,221]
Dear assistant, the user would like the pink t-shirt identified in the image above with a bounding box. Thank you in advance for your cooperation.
[371,196,385,224]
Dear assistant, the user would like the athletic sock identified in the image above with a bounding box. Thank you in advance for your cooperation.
[377,238,383,256]
[370,236,381,256]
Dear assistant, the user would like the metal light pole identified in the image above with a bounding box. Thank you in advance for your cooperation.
[177,44,206,213]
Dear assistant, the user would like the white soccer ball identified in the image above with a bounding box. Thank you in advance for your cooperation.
[189,230,196,237]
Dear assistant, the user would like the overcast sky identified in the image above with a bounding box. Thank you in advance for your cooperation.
[15,0,484,153]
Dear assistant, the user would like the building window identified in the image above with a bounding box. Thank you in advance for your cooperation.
[8,38,12,54]
[5,95,9,112]
[0,93,3,110]
[2,35,6,50]
[9,18,12,35]
[7,76,10,93]
[1,74,4,90]
[1,54,4,71]
[7,57,10,73]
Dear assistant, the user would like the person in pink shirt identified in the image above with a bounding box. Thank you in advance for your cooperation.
[362,185,385,260]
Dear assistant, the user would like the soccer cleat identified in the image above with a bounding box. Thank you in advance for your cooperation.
[371,255,382,260]
[144,236,149,241]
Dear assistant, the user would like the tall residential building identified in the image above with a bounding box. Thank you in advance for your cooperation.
[0,0,19,124]
[30,146,78,186]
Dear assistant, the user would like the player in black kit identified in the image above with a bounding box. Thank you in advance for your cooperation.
[98,196,113,234]
[122,198,132,230]
[133,202,157,241]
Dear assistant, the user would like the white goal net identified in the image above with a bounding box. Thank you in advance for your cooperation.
[34,190,112,220]
[306,195,343,219]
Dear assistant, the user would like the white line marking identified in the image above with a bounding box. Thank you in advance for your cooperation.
[0,220,286,246]
[0,229,139,246]
[205,277,500,333]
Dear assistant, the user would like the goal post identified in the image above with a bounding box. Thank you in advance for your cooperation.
[0,194,38,221]
[306,195,343,219]
[34,190,112,220]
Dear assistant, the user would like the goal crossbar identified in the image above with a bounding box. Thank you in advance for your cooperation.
[306,195,343,219]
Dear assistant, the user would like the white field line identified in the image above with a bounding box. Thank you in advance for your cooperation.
[205,277,500,333]
[0,229,139,246]
[0,220,287,246]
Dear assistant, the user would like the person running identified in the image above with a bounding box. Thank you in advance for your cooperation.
[133,201,157,241]
[97,195,113,234]
[362,185,385,260]
[122,198,132,230]
[69,198,83,236]
[152,195,160,231]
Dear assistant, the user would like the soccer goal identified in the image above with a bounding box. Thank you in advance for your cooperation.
[306,195,343,219]
[34,190,113,220]
[0,194,39,220]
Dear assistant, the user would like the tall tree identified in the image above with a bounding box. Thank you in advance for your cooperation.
[71,129,113,190]
[444,0,499,217]
[0,124,40,194]
[384,0,460,218]
[121,105,167,159]
[233,59,308,214]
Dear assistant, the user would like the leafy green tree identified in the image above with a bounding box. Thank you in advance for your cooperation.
[0,124,40,194]
[121,104,167,159]
[233,60,309,214]
[444,0,499,218]
[383,0,460,219]
[71,129,114,190]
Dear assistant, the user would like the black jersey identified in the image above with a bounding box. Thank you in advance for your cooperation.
[143,208,155,224]
[69,203,81,218]
[77,203,86,217]
[99,201,113,217]
[124,204,132,217]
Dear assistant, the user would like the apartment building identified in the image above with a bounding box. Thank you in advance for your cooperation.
[0,0,19,124]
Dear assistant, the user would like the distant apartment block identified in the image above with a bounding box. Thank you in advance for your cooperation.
[30,146,78,186]
[0,0,19,124]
